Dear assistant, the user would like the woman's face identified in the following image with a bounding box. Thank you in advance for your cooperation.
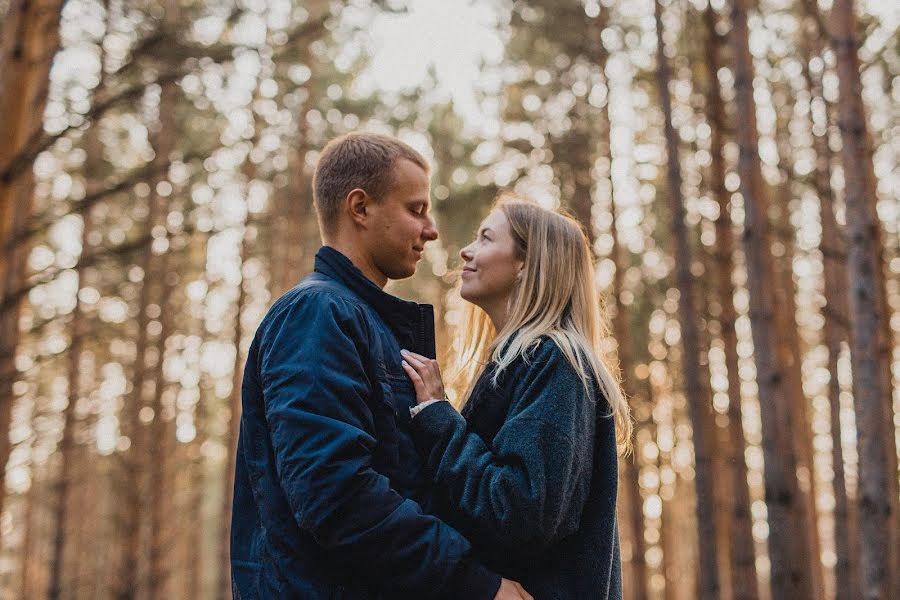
[459,209,524,311]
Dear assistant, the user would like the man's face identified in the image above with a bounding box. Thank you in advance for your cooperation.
[364,158,438,282]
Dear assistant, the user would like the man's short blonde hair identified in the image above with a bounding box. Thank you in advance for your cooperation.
[312,132,430,239]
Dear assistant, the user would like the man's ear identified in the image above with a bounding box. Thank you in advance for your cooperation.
[346,188,370,228]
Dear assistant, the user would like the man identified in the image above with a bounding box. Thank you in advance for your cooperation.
[230,132,531,599]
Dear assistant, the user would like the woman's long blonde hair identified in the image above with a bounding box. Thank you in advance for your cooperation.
[451,196,633,453]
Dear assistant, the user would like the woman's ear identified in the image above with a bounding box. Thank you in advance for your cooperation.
[347,188,369,227]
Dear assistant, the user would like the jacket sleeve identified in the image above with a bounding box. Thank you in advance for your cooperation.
[410,342,597,555]
[259,292,499,599]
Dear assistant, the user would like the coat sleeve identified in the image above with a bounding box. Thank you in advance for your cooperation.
[410,343,597,555]
[259,292,499,599]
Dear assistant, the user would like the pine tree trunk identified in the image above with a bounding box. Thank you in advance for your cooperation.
[47,12,108,592]
[772,91,827,600]
[654,2,720,597]
[729,0,811,597]
[798,4,858,596]
[218,122,259,596]
[0,0,64,541]
[703,6,759,598]
[146,271,174,600]
[116,82,175,600]
[772,176,825,600]
[145,33,179,595]
[829,1,894,597]
[608,154,648,600]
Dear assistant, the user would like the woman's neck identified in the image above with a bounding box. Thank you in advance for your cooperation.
[482,297,511,333]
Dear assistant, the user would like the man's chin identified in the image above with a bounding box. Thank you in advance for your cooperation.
[383,263,417,281]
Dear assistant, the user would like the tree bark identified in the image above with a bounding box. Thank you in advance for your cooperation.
[829,1,894,597]
[654,2,720,597]
[702,6,759,599]
[47,8,108,593]
[729,0,812,597]
[772,86,826,600]
[218,100,261,596]
[116,73,176,600]
[0,0,64,542]
[145,17,180,591]
[798,3,858,596]
[608,126,648,600]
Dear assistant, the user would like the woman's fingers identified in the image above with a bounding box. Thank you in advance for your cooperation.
[401,350,440,377]
[401,349,426,368]
[401,360,426,396]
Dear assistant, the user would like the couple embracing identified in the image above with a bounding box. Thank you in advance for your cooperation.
[230,132,632,600]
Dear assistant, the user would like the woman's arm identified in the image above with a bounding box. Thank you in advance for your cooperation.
[402,343,597,554]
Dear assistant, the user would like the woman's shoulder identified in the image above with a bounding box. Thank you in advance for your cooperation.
[522,334,580,368]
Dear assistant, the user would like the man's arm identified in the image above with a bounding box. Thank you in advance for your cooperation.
[258,292,500,598]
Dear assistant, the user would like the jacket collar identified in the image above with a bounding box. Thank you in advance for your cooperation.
[314,246,436,359]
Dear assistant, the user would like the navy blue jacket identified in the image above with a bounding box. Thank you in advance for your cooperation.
[230,246,501,599]
[411,338,623,600]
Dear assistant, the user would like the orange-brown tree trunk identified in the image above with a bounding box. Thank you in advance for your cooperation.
[729,0,811,597]
[830,1,895,597]
[218,97,262,597]
[772,90,826,600]
[655,2,720,597]
[608,139,648,600]
[798,3,858,597]
[702,6,758,599]
[0,0,64,542]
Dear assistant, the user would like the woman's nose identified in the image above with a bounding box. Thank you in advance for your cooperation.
[460,244,473,260]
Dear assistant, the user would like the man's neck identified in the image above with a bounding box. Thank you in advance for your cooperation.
[324,241,388,289]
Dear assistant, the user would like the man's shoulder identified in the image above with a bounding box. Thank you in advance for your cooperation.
[270,274,368,316]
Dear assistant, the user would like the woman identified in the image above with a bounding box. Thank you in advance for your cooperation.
[400,197,631,600]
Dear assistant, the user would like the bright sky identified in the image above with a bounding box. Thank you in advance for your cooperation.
[358,0,505,125]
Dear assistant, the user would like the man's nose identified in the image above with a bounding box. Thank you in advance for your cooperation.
[423,216,439,241]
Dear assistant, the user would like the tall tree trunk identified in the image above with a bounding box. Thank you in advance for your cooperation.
[116,75,176,600]
[654,2,720,598]
[608,145,648,600]
[590,19,648,595]
[146,266,174,600]
[272,39,319,298]
[146,26,179,594]
[829,1,894,597]
[703,6,758,598]
[182,262,211,600]
[47,170,95,600]
[798,3,858,596]
[772,91,826,600]
[729,0,811,597]
[0,0,64,541]
[218,105,261,595]
[47,10,108,593]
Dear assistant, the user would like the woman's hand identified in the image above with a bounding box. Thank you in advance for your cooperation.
[400,349,446,406]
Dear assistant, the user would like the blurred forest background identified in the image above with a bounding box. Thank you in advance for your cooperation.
[0,0,897,599]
